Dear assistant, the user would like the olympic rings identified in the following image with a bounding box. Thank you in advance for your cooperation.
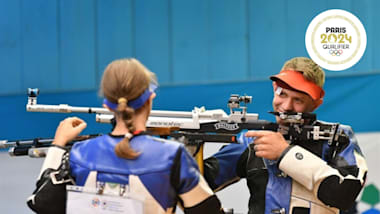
[329,49,343,56]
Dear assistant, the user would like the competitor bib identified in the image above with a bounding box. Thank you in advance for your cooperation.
[66,185,144,214]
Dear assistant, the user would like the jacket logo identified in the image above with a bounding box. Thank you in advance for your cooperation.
[214,122,239,131]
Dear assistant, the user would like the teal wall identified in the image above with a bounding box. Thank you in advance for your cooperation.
[1,0,380,140]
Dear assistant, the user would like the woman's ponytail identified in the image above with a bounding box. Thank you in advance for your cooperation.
[114,98,140,159]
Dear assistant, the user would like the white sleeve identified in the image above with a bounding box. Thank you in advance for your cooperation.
[37,146,66,179]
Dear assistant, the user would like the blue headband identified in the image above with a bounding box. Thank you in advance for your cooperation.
[103,83,157,110]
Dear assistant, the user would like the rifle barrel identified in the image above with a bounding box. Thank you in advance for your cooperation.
[27,104,111,114]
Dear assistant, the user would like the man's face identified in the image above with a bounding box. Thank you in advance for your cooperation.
[272,82,317,124]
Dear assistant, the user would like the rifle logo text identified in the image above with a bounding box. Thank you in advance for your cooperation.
[214,122,239,131]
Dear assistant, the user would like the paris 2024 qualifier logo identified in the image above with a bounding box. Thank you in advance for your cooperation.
[305,9,367,71]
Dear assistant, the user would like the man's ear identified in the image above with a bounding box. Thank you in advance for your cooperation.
[272,81,278,92]
[313,99,323,110]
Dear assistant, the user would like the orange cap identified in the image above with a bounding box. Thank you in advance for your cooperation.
[270,70,325,100]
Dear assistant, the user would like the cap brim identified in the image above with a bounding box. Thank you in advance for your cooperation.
[270,70,324,100]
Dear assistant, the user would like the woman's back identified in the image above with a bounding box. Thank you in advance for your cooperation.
[70,134,205,213]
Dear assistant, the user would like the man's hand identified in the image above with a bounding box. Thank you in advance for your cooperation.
[245,131,289,160]
[53,117,87,147]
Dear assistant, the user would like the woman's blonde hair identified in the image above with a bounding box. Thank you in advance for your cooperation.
[100,58,156,159]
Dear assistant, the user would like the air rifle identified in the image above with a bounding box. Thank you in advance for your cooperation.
[2,89,349,173]
[97,94,348,157]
